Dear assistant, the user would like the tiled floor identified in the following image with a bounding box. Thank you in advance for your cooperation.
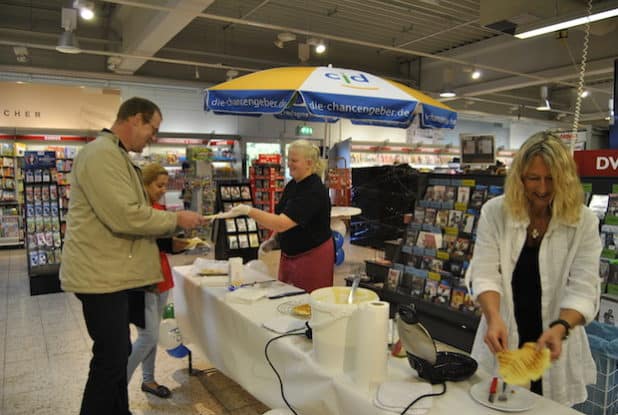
[0,239,379,414]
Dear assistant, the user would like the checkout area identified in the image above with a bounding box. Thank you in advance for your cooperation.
[172,260,583,415]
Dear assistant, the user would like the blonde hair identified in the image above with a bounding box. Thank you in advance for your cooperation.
[288,139,326,175]
[141,163,168,186]
[504,131,583,224]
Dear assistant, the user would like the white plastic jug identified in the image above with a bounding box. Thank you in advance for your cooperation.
[309,286,379,374]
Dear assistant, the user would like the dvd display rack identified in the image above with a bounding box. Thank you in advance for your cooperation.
[23,151,63,295]
[213,180,260,262]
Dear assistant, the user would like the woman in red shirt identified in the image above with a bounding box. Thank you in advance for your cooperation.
[127,163,189,398]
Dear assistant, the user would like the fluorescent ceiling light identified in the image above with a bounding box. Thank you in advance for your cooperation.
[536,99,551,111]
[315,42,326,54]
[471,69,481,80]
[536,86,551,111]
[439,90,456,98]
[516,8,618,39]
[580,90,589,98]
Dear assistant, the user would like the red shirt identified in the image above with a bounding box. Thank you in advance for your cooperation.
[153,202,174,293]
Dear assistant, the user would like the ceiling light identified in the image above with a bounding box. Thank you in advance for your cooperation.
[580,90,590,98]
[56,8,81,54]
[471,69,482,80]
[536,86,551,111]
[307,38,327,54]
[515,7,618,39]
[274,32,296,49]
[439,90,456,98]
[194,66,200,80]
[13,46,28,63]
[226,69,239,80]
[74,0,95,21]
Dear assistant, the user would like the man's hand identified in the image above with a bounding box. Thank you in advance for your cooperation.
[176,211,205,229]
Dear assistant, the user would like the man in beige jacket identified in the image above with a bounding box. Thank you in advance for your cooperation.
[60,97,204,415]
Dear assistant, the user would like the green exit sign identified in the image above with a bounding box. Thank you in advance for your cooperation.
[296,125,313,136]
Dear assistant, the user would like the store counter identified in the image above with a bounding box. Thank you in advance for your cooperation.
[172,265,581,415]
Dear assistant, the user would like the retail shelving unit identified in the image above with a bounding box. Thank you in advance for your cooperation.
[208,139,243,181]
[23,151,63,295]
[350,141,461,170]
[249,155,284,240]
[0,142,23,246]
[212,180,260,262]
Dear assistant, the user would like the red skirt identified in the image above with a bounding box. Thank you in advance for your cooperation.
[278,238,334,293]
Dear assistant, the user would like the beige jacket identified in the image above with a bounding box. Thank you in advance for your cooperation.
[60,130,177,293]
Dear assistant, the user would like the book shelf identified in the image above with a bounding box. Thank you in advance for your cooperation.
[213,180,261,262]
[23,151,64,295]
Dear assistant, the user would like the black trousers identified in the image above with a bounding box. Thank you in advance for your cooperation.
[77,291,132,415]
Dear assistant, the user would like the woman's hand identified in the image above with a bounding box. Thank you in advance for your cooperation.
[484,315,508,354]
[536,325,566,361]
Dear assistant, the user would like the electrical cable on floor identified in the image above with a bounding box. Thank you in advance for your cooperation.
[264,330,307,415]
[400,381,447,415]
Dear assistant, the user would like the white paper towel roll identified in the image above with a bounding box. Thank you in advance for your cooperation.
[228,257,243,287]
[353,300,389,391]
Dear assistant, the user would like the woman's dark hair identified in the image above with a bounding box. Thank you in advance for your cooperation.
[116,97,161,123]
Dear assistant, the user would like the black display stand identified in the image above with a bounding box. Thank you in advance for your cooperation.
[350,164,422,249]
[213,180,260,262]
[23,151,63,295]
[354,172,505,351]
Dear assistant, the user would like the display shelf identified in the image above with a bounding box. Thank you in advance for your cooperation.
[207,139,242,181]
[23,151,63,295]
[0,142,24,246]
[350,141,461,170]
[212,180,260,262]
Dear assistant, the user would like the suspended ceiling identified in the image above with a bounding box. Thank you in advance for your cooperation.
[0,0,616,127]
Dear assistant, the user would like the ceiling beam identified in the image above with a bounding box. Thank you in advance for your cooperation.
[111,0,215,75]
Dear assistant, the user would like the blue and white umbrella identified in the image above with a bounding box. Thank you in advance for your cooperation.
[205,66,457,129]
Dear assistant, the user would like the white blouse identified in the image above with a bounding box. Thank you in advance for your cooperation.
[465,195,602,406]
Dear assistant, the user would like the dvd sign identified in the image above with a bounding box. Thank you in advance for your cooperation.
[574,150,618,177]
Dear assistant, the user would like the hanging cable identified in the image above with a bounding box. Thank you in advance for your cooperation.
[570,0,593,149]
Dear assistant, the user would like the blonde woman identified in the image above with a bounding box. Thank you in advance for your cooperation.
[225,140,334,292]
[465,132,601,406]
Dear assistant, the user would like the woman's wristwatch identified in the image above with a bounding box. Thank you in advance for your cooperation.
[549,319,572,340]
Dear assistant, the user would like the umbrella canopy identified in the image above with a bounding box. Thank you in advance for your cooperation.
[205,66,457,129]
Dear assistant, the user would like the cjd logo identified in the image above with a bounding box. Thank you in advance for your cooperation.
[324,72,377,90]
[596,156,618,170]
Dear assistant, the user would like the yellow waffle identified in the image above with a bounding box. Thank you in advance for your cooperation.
[292,303,311,317]
[496,342,551,385]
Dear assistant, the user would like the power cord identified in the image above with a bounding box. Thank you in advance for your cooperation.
[400,382,447,415]
[264,330,307,415]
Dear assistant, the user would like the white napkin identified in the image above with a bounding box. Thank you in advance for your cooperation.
[374,381,433,414]
[199,276,228,287]
[262,316,307,334]
[225,287,267,303]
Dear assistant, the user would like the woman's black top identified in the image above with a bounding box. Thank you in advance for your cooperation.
[275,174,331,255]
[511,242,543,395]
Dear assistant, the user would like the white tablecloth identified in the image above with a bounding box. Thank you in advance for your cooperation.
[172,265,581,415]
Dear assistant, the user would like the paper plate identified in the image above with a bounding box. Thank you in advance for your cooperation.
[469,379,538,412]
[277,299,310,319]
